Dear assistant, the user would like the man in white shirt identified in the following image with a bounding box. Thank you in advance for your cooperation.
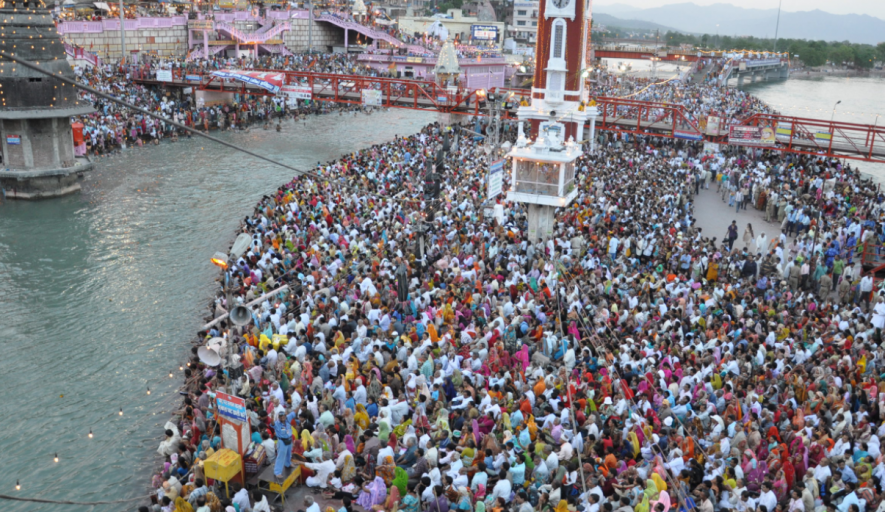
[758,482,778,512]
[302,496,321,512]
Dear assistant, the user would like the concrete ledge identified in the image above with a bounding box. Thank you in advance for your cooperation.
[0,105,95,119]
[2,182,82,199]
[0,157,93,179]
[0,157,93,199]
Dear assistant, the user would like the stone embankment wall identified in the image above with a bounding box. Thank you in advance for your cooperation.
[62,19,344,58]
[63,26,189,58]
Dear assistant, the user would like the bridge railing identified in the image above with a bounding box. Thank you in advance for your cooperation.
[64,42,106,67]
[742,113,885,163]
[315,14,431,54]
[215,21,290,44]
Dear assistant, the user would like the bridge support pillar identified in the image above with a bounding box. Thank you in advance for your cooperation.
[203,30,209,60]
[737,74,744,87]
[437,112,455,126]
[344,29,348,50]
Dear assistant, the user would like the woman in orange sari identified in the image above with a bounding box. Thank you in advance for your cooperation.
[682,436,695,463]
[376,455,396,485]
[600,453,618,477]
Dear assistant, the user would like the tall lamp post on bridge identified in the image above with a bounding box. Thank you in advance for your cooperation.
[831,100,842,122]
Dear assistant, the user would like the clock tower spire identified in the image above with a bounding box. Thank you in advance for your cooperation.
[505,0,598,242]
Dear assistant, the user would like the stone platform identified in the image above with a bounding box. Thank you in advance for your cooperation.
[0,157,93,199]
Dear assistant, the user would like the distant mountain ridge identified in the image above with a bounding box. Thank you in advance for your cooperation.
[593,12,678,32]
[593,2,885,44]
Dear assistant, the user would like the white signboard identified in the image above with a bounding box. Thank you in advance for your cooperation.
[488,159,504,198]
[362,89,382,106]
[156,69,173,82]
[281,84,312,100]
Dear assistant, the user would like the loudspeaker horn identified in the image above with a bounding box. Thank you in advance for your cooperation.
[198,346,222,367]
[230,233,252,259]
[229,305,251,326]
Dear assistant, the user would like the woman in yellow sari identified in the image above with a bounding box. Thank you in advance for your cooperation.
[628,431,641,458]
[301,429,315,451]
[554,500,570,512]
[652,472,668,494]
[354,404,370,431]
[341,453,357,482]
[332,330,346,350]
[526,414,539,441]
[174,497,194,512]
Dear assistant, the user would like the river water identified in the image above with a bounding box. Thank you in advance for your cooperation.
[744,75,885,180]
[0,108,433,511]
[1,74,882,511]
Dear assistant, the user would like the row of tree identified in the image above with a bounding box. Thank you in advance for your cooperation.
[595,27,885,69]
[657,31,885,69]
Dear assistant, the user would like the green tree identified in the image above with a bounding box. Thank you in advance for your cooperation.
[877,42,885,64]
[803,48,827,67]
[701,34,709,48]
[828,45,854,65]
[853,46,876,69]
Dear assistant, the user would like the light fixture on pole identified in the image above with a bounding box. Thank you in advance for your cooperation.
[831,100,841,122]
[210,252,229,269]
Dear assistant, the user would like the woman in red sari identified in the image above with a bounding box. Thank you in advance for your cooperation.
[782,453,796,490]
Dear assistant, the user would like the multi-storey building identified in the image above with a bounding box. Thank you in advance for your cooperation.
[509,0,538,44]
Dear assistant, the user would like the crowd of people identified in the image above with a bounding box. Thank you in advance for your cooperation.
[71,53,391,154]
[132,48,885,512]
[596,61,778,135]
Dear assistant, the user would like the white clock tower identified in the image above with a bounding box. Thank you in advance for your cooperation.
[506,0,598,242]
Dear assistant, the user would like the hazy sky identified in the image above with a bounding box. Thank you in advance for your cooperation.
[594,0,885,19]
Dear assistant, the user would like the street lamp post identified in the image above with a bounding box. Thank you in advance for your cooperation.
[119,0,125,62]
[208,233,252,371]
[831,100,841,122]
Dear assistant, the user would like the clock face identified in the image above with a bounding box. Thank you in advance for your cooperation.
[552,0,570,9]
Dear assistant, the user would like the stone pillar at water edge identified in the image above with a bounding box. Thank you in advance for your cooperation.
[0,0,95,199]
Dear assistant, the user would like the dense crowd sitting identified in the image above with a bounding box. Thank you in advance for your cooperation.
[134,54,885,512]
